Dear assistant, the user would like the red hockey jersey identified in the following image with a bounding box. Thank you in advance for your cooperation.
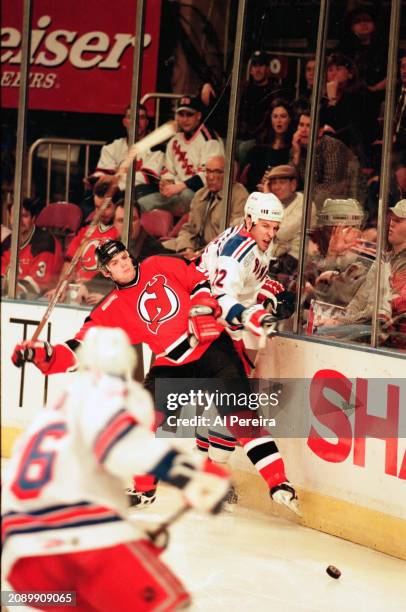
[66,222,118,282]
[1,228,63,297]
[44,256,223,374]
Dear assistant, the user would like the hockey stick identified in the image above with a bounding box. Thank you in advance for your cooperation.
[117,120,178,177]
[31,194,114,342]
[31,123,178,342]
[146,503,190,548]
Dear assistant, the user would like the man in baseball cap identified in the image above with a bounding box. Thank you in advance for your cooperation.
[250,50,268,65]
[176,96,202,114]
[265,165,316,265]
[389,199,406,219]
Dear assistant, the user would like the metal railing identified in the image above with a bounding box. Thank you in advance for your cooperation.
[27,137,106,204]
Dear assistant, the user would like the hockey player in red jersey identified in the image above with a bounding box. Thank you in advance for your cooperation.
[4,327,230,611]
[197,192,299,513]
[1,198,63,298]
[12,239,297,512]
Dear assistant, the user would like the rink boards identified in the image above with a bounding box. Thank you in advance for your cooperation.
[1,300,405,559]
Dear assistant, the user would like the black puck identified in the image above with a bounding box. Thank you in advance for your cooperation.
[326,565,341,579]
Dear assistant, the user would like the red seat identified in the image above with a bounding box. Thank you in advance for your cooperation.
[141,210,174,237]
[167,213,189,238]
[35,202,83,234]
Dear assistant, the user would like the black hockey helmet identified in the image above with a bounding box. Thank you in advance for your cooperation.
[96,239,127,269]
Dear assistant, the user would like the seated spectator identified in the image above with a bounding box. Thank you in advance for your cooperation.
[236,51,283,165]
[46,178,119,302]
[162,155,247,257]
[306,198,372,309]
[114,201,174,259]
[76,200,175,306]
[324,52,375,165]
[290,109,367,208]
[138,96,224,215]
[242,99,296,193]
[335,6,388,95]
[1,198,63,299]
[313,199,406,349]
[296,57,316,110]
[264,165,316,284]
[85,104,164,201]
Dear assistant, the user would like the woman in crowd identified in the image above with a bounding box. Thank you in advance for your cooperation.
[242,99,296,193]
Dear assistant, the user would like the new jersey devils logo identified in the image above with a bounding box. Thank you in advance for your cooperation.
[81,239,100,271]
[138,275,180,334]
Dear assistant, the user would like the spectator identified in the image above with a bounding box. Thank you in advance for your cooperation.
[237,51,281,165]
[264,165,316,281]
[138,96,224,215]
[76,200,174,306]
[290,109,366,208]
[85,104,164,200]
[313,199,406,349]
[162,155,247,257]
[295,57,316,113]
[306,198,372,309]
[336,6,388,94]
[324,52,375,165]
[242,99,295,193]
[1,198,63,299]
[46,178,119,303]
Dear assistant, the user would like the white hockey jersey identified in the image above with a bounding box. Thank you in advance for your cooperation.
[1,373,173,576]
[200,225,273,341]
[95,137,164,190]
[162,126,224,192]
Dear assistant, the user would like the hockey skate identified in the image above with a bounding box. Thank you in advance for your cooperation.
[270,482,301,516]
[222,485,239,512]
[126,487,157,508]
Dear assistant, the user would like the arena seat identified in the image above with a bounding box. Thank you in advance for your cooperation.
[35,202,83,234]
[35,202,83,251]
[167,213,189,238]
[140,209,174,237]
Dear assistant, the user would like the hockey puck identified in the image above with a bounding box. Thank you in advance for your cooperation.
[326,565,341,579]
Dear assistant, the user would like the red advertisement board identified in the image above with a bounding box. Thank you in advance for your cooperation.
[1,0,162,114]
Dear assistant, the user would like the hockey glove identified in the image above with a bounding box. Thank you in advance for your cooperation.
[241,305,277,338]
[168,455,230,514]
[188,294,222,344]
[257,278,284,313]
[12,340,54,373]
[273,290,296,319]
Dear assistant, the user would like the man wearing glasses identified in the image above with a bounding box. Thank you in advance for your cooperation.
[162,155,247,258]
[138,97,225,215]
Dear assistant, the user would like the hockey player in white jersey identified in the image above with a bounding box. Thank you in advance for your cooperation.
[2,327,230,611]
[197,192,299,514]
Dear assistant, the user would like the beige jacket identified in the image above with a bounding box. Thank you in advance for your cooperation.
[271,192,316,260]
[163,183,248,252]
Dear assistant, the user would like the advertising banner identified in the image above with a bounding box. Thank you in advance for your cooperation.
[1,0,162,114]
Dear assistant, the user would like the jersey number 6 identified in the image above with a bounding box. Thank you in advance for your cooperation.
[11,423,67,500]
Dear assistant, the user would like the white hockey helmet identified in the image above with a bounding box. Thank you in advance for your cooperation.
[244,192,284,225]
[78,327,136,379]
[317,198,365,227]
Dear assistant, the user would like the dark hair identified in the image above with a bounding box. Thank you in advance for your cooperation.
[114,200,142,217]
[262,98,296,147]
[21,197,44,218]
[326,52,361,94]
[94,179,123,204]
